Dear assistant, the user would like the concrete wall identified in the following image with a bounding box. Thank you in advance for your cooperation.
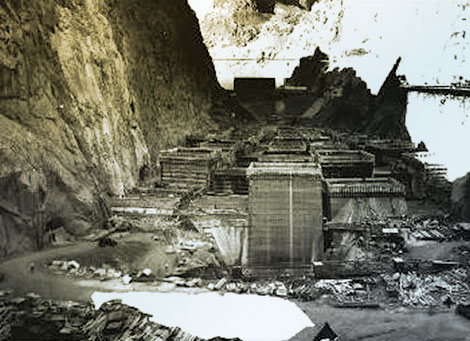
[246,174,323,269]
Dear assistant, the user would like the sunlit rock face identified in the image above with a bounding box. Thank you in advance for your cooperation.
[0,0,224,256]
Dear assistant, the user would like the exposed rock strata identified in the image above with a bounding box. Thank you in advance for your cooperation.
[0,0,241,256]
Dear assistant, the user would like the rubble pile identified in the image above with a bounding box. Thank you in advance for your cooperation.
[205,278,291,297]
[382,268,470,307]
[198,276,381,305]
[46,260,156,284]
[311,278,380,307]
[286,279,318,301]
[168,238,225,278]
[404,217,451,241]
[191,266,470,309]
[0,293,242,341]
[48,260,122,280]
[394,216,470,243]
[357,215,469,256]
[0,292,93,340]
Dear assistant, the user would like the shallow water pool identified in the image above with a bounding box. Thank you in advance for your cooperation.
[92,291,314,341]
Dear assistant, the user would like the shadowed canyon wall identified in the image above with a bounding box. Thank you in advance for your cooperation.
[0,0,232,256]
[286,49,410,139]
[452,172,470,222]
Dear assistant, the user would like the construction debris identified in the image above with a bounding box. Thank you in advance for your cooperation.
[215,277,228,290]
[159,147,223,190]
[0,293,93,340]
[0,293,242,341]
[382,268,470,307]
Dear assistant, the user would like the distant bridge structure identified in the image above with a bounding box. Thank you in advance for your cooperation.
[402,85,470,97]
[212,58,299,61]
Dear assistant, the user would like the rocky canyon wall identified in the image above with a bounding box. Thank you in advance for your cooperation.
[286,49,410,139]
[452,172,470,222]
[0,0,229,256]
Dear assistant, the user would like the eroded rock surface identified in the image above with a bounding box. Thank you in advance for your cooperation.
[0,0,238,256]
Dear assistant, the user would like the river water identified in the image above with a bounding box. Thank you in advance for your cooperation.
[92,291,314,341]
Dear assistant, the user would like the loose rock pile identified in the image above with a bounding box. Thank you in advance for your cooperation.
[47,259,155,283]
[382,268,470,307]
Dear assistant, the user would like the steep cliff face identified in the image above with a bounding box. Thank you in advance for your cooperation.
[452,172,470,222]
[367,57,409,139]
[0,0,228,256]
[286,49,409,139]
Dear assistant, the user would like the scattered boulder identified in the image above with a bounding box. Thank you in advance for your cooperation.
[141,268,152,277]
[67,260,80,270]
[275,282,288,297]
[121,275,132,284]
[105,216,133,231]
[164,276,186,286]
[94,268,108,278]
[185,278,202,287]
[133,269,156,283]
[215,278,228,290]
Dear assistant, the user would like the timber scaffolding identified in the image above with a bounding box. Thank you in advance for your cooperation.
[423,162,452,201]
[258,128,312,162]
[365,139,416,165]
[259,153,312,163]
[159,147,222,190]
[314,149,375,178]
[199,137,239,167]
[266,138,308,154]
[323,177,408,225]
[243,162,323,277]
[274,126,333,143]
[325,177,406,198]
[202,137,254,196]
[207,167,249,195]
[199,138,240,154]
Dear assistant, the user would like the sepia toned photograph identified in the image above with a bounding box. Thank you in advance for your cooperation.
[0,0,469,340]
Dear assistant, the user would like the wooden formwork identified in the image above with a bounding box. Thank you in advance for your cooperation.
[208,167,249,195]
[243,162,324,275]
[267,138,307,154]
[324,177,408,223]
[259,153,313,163]
[326,177,406,198]
[315,149,375,178]
[365,139,416,165]
[159,147,222,189]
